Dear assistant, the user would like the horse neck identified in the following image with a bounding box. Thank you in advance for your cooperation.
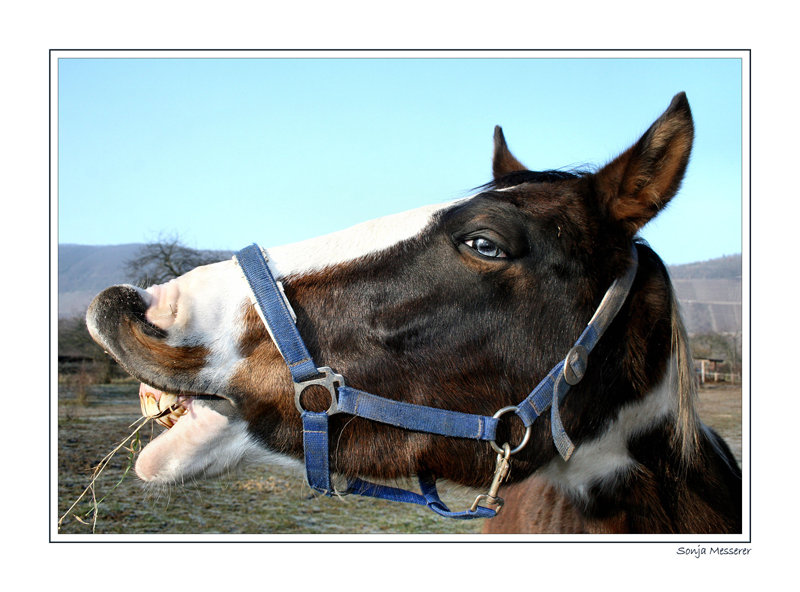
[533,248,741,534]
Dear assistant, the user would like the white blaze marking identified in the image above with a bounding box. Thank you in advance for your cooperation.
[140,199,463,394]
[265,201,459,278]
[133,198,469,482]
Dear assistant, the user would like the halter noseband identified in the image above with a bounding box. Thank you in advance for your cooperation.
[233,243,638,520]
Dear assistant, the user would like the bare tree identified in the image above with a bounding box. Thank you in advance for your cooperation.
[124,232,231,286]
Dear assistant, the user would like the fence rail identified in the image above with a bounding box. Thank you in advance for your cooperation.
[698,372,741,385]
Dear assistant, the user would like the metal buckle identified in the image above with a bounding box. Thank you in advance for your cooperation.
[294,366,345,415]
[564,344,588,385]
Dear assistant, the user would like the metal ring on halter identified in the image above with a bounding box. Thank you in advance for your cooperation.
[293,366,345,415]
[489,406,532,455]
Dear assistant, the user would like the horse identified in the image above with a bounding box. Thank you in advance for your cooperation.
[86,92,742,534]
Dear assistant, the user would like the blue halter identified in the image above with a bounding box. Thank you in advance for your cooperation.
[234,243,638,520]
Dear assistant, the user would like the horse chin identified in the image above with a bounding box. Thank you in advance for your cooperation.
[134,383,253,485]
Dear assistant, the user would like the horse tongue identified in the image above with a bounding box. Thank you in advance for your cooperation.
[138,383,179,421]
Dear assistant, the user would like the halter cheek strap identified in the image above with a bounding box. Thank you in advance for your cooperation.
[234,243,638,520]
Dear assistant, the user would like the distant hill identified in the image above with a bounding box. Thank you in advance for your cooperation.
[58,244,145,318]
[56,244,743,334]
[669,254,742,334]
[57,243,234,318]
[668,254,741,280]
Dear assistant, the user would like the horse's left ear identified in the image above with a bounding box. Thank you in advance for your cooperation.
[492,125,528,178]
[593,92,694,236]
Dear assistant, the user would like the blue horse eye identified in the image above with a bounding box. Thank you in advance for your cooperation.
[466,238,507,258]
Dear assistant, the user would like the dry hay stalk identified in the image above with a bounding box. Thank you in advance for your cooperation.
[58,415,153,533]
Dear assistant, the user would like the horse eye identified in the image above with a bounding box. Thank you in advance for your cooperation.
[465,238,507,258]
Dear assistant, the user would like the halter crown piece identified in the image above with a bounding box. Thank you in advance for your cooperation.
[233,243,639,520]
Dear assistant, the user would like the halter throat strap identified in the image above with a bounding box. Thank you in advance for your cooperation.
[234,243,638,518]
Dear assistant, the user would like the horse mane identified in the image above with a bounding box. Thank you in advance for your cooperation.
[477,169,585,192]
[638,239,702,466]
[669,281,702,464]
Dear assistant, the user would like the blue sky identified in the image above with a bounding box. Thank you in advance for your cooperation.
[57,54,744,265]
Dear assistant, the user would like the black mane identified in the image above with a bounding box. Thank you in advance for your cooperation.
[480,169,584,191]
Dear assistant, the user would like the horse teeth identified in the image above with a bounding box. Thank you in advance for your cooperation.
[158,392,178,412]
[157,414,175,429]
[143,393,161,418]
[138,384,192,428]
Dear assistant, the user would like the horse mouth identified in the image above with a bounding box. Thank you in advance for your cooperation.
[133,382,244,484]
[139,383,192,428]
[138,383,230,428]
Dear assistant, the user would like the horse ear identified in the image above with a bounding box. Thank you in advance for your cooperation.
[492,125,528,178]
[593,92,694,236]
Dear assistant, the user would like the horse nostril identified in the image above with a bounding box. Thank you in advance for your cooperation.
[87,285,168,347]
[145,280,181,330]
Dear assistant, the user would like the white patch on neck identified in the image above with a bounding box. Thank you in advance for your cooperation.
[540,357,679,502]
[265,200,462,279]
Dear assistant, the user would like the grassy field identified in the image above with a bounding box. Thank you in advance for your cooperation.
[56,379,743,536]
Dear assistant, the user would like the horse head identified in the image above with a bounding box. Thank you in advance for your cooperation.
[87,93,741,532]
